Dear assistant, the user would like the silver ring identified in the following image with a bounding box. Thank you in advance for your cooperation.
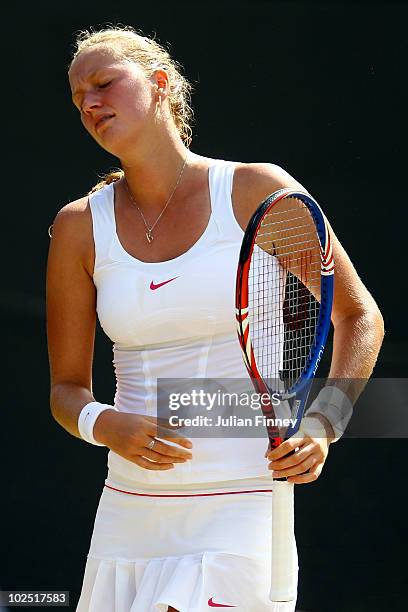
[147,439,156,451]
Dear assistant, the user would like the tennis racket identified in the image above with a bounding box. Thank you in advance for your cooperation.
[235,188,334,602]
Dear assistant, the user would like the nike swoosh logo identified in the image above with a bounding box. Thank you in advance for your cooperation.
[208,598,236,608]
[149,277,179,290]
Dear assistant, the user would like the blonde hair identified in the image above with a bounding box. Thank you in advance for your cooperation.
[70,25,194,193]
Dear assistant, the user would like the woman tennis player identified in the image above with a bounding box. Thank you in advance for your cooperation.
[46,25,384,611]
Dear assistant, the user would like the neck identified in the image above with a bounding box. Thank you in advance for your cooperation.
[120,130,190,214]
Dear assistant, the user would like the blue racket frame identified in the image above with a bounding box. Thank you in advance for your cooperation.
[237,189,334,440]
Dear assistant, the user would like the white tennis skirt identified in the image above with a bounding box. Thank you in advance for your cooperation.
[76,473,298,612]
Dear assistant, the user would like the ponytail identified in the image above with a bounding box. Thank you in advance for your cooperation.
[88,169,124,194]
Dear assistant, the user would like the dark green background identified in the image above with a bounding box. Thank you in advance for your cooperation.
[1,1,406,610]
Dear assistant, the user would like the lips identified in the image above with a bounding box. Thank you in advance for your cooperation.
[95,114,115,131]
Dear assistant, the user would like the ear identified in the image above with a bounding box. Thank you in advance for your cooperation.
[152,69,169,96]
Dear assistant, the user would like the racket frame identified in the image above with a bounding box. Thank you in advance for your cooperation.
[236,188,334,438]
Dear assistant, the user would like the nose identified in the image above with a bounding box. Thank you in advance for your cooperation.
[81,92,102,114]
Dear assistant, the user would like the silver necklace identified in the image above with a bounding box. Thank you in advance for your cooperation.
[124,153,189,243]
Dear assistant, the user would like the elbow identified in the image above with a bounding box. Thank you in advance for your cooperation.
[375,309,385,351]
[375,307,385,341]
[333,300,385,340]
[364,296,385,340]
[358,303,385,347]
[49,381,70,423]
[49,386,60,422]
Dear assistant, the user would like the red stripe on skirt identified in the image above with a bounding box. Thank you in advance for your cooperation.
[105,484,273,498]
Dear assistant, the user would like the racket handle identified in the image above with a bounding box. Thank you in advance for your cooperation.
[270,480,297,602]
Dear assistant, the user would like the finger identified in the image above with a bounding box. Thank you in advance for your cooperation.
[133,456,175,470]
[143,422,193,448]
[272,455,318,479]
[287,462,323,484]
[267,436,306,460]
[141,450,188,463]
[156,433,193,449]
[268,444,314,470]
[143,439,193,461]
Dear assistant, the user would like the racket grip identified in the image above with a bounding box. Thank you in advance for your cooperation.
[270,480,297,602]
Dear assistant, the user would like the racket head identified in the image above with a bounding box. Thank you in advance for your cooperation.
[236,188,334,430]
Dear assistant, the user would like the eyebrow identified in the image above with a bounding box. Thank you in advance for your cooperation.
[71,68,111,102]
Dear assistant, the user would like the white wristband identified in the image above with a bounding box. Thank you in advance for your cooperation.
[299,416,328,440]
[305,386,353,442]
[78,402,118,446]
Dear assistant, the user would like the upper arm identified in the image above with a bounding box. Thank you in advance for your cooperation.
[46,197,97,390]
[232,162,382,325]
[232,162,306,230]
[326,221,381,327]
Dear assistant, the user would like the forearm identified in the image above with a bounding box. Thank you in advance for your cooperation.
[307,307,384,441]
[50,382,96,438]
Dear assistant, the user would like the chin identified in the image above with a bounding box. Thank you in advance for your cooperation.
[95,130,128,157]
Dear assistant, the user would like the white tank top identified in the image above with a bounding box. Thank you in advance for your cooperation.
[89,159,271,484]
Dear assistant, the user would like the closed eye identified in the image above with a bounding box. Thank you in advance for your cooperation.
[74,79,113,112]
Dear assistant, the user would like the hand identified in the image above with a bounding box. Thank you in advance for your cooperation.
[93,410,193,471]
[265,417,332,484]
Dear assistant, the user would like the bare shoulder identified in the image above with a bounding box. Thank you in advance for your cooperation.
[52,195,90,230]
[232,162,307,230]
[50,195,94,276]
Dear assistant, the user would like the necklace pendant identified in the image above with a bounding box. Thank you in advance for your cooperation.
[146,230,154,243]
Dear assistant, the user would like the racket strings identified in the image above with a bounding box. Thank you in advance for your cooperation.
[248,197,321,390]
